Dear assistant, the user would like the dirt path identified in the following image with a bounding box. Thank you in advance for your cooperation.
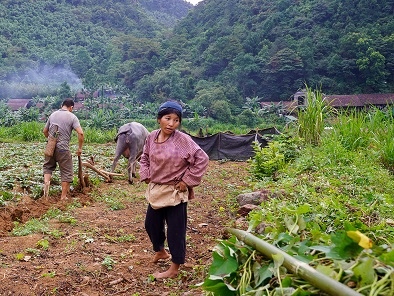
[0,160,249,295]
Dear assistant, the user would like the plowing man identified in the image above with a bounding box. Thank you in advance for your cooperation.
[42,99,84,200]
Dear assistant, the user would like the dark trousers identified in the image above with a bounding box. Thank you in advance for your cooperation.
[145,202,187,264]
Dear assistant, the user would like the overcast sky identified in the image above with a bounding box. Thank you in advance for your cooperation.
[186,0,203,5]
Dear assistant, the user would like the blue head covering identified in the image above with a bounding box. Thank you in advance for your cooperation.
[158,101,183,114]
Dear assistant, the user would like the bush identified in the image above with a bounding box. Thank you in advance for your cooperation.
[210,100,232,123]
[236,109,259,128]
[19,122,45,142]
[248,141,285,179]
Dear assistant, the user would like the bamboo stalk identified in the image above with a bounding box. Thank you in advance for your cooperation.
[225,228,362,296]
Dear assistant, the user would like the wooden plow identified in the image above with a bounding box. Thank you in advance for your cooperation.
[78,155,123,191]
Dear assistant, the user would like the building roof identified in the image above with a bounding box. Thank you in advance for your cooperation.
[324,95,363,107]
[262,92,394,114]
[324,93,394,107]
[6,99,32,111]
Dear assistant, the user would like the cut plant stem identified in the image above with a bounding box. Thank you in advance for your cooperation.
[226,228,362,296]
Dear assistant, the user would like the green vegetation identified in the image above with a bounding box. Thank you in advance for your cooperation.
[11,207,81,237]
[0,106,279,144]
[200,92,394,295]
[0,0,192,98]
[297,86,332,146]
[1,0,393,119]
[104,233,136,243]
[12,219,51,237]
[1,69,394,294]
[169,0,393,101]
[101,255,117,270]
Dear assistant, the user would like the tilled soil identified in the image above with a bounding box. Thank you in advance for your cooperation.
[0,160,250,295]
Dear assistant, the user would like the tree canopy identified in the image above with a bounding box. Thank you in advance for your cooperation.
[1,0,393,115]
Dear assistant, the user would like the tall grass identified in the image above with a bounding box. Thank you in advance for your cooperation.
[297,86,332,145]
[19,122,45,142]
[0,119,271,144]
[0,122,45,142]
[371,108,394,171]
[79,126,117,144]
[325,106,394,171]
[330,109,371,150]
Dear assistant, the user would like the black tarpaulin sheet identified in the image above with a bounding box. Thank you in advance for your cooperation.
[186,127,279,161]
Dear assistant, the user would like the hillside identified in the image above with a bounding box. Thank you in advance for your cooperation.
[148,0,394,102]
[1,0,393,110]
[0,0,193,98]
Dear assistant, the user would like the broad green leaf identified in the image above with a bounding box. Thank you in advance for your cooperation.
[294,240,313,262]
[275,232,293,245]
[284,216,299,234]
[248,210,264,232]
[309,245,332,254]
[282,276,292,287]
[296,204,311,214]
[283,204,310,214]
[199,277,236,295]
[344,221,357,231]
[293,254,313,263]
[297,215,307,231]
[253,262,274,287]
[243,285,271,295]
[379,249,394,266]
[209,248,239,276]
[316,264,337,279]
[292,288,313,296]
[272,253,285,270]
[328,231,363,260]
[353,257,375,286]
[273,287,296,296]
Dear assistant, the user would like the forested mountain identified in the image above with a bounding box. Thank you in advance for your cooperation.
[0,0,192,98]
[1,0,393,117]
[143,0,394,107]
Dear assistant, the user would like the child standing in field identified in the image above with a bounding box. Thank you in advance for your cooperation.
[139,101,209,279]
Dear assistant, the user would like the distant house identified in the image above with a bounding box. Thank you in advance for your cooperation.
[73,101,84,111]
[74,90,99,101]
[294,91,394,109]
[262,91,394,115]
[6,98,33,111]
[6,98,86,112]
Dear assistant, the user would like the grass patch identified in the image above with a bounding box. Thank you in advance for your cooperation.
[12,219,50,236]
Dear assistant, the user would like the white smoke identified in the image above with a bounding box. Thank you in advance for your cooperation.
[2,65,83,99]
